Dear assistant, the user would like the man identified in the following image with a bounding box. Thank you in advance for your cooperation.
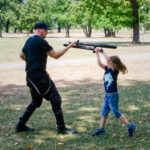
[16,22,77,134]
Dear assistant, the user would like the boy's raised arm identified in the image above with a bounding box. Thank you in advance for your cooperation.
[94,48,105,70]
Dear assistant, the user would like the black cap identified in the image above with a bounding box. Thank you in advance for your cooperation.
[34,22,50,30]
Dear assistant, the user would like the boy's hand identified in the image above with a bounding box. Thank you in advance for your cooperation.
[94,48,103,53]
[94,48,99,53]
[99,48,103,53]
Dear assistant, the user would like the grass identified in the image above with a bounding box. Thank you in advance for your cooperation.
[0,31,150,63]
[0,32,150,149]
[0,80,150,150]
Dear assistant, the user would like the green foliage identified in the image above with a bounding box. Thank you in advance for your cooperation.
[0,38,150,149]
[19,0,40,30]
[0,0,150,35]
[50,0,76,28]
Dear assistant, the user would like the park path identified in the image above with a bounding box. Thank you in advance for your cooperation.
[0,52,150,70]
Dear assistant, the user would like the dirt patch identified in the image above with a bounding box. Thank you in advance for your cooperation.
[0,58,150,95]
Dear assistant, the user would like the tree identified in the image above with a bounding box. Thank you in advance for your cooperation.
[0,0,8,37]
[18,0,53,34]
[74,0,150,42]
[73,0,103,38]
[126,0,150,43]
[128,0,140,43]
[0,0,24,37]
[73,0,121,38]
[50,0,76,38]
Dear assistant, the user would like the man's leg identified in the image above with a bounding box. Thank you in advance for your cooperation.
[16,102,37,132]
[45,80,76,134]
[16,82,43,132]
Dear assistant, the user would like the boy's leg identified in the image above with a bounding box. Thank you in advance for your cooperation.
[100,116,107,128]
[109,93,136,136]
[92,116,107,136]
[127,123,136,137]
[100,95,110,128]
[92,95,109,136]
[108,93,122,118]
[119,115,129,125]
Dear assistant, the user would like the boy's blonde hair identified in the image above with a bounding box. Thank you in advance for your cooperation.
[110,56,128,74]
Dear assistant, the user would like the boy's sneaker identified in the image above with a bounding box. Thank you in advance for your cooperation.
[128,123,136,137]
[92,128,106,136]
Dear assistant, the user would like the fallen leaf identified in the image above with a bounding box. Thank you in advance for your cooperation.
[80,117,85,120]
[27,145,33,150]
[49,120,52,124]
[59,135,64,139]
[128,86,131,90]
[14,142,18,146]
[13,108,17,110]
[16,108,21,111]
[112,133,116,137]
[83,89,87,93]
[58,142,64,146]
[138,121,143,124]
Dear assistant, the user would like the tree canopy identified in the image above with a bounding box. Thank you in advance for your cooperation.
[0,0,150,43]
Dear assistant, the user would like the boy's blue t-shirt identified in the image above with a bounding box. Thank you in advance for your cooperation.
[103,66,119,93]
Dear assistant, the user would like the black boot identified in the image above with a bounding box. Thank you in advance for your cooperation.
[16,119,34,132]
[54,109,77,134]
[15,103,36,133]
[57,127,77,134]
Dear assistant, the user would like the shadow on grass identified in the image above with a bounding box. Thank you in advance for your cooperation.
[0,79,150,150]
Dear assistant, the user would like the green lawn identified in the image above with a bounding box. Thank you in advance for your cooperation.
[0,35,150,150]
[0,36,150,63]
[0,80,150,150]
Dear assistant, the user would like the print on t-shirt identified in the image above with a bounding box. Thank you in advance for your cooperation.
[104,72,114,90]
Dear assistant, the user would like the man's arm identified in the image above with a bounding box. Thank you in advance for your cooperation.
[19,52,26,61]
[47,41,77,59]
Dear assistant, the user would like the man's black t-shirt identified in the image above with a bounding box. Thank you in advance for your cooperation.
[22,35,53,72]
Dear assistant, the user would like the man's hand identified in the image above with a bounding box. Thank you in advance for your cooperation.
[68,41,77,47]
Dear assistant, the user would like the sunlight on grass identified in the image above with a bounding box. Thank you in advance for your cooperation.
[144,103,150,108]
[80,107,99,112]
[33,138,45,144]
[127,105,140,111]
[0,35,150,149]
[76,126,87,132]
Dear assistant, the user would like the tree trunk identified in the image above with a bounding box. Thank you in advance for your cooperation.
[104,28,115,37]
[14,28,17,33]
[83,20,92,38]
[30,29,33,33]
[19,28,22,33]
[0,23,2,38]
[5,21,10,33]
[0,29,2,38]
[57,22,61,33]
[65,23,70,38]
[130,0,140,43]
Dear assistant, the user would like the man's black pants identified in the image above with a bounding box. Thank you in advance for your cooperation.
[20,70,65,128]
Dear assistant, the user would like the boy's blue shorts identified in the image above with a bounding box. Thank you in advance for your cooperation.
[101,93,122,118]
